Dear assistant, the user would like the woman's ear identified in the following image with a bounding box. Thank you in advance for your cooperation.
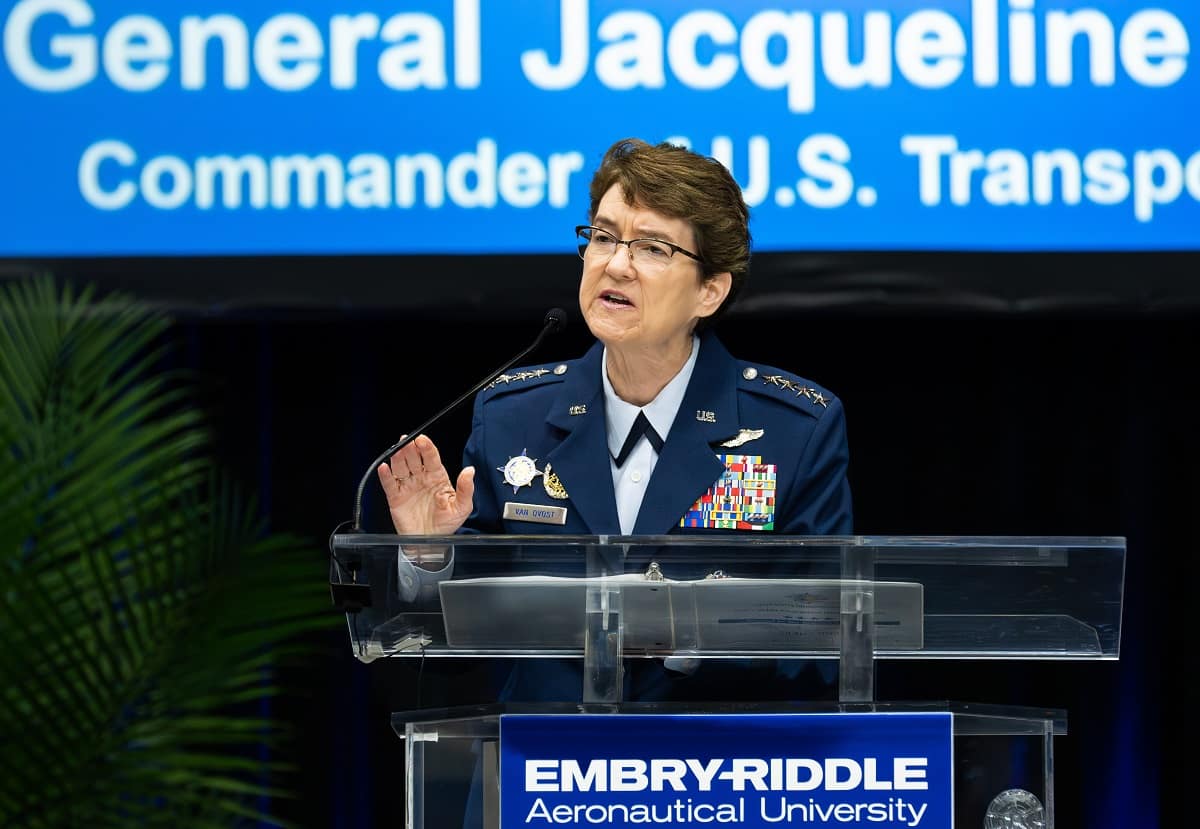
[697,271,732,318]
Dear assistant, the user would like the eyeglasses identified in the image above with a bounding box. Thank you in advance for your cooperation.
[575,225,704,271]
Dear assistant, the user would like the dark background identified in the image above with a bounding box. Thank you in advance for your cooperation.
[5,249,1194,828]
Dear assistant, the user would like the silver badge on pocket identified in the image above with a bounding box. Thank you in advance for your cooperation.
[498,449,543,493]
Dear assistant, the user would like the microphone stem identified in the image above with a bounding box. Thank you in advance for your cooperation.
[351,321,559,531]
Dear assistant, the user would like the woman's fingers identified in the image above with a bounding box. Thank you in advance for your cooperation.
[376,462,400,501]
[414,434,445,476]
[456,466,476,501]
[389,435,447,483]
[388,436,420,481]
[452,466,476,520]
[378,435,471,534]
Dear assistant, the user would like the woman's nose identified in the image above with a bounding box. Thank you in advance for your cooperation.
[605,242,637,278]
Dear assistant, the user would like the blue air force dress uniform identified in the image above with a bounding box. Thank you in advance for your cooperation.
[463,329,851,540]
[433,328,853,705]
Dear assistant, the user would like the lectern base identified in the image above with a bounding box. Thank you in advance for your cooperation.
[391,700,1064,829]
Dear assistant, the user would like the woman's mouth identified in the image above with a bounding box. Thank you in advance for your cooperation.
[600,291,633,308]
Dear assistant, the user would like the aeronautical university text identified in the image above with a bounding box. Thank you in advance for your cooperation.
[521,755,934,826]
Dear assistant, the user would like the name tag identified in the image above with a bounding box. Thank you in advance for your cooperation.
[503,502,568,525]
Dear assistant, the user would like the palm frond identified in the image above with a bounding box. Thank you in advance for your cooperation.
[0,275,338,828]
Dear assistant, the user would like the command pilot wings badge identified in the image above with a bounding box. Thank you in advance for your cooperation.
[720,428,764,448]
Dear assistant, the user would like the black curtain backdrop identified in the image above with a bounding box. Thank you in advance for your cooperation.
[15,253,1191,828]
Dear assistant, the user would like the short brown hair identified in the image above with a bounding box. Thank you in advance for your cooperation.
[588,138,751,327]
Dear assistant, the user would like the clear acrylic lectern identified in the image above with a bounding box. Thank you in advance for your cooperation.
[329,534,1124,828]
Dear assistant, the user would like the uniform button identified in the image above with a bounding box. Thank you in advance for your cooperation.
[630,470,643,483]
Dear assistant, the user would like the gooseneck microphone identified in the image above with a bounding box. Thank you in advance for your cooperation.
[348,307,568,533]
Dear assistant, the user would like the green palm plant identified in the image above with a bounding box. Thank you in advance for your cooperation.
[0,276,337,828]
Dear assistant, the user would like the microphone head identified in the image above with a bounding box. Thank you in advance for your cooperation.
[543,307,568,333]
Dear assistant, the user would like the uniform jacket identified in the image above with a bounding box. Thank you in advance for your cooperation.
[462,329,852,537]
[393,330,853,717]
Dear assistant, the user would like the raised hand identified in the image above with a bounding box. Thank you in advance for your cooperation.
[376,434,475,536]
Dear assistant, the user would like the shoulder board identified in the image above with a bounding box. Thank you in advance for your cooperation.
[737,364,836,415]
[478,362,569,401]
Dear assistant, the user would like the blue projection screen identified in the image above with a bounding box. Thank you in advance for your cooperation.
[2,0,1198,256]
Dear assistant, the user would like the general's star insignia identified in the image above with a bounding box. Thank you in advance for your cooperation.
[483,369,551,391]
[485,373,516,389]
[762,375,826,406]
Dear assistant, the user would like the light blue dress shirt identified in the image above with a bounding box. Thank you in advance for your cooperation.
[602,336,700,534]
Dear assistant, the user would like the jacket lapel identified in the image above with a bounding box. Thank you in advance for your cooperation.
[543,342,621,534]
[633,332,741,534]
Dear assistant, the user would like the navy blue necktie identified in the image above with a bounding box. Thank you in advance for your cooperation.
[613,411,664,467]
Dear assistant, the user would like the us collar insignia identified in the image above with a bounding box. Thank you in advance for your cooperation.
[720,428,765,448]
[498,449,543,493]
[543,463,569,499]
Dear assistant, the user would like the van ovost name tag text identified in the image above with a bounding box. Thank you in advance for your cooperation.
[503,502,568,525]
